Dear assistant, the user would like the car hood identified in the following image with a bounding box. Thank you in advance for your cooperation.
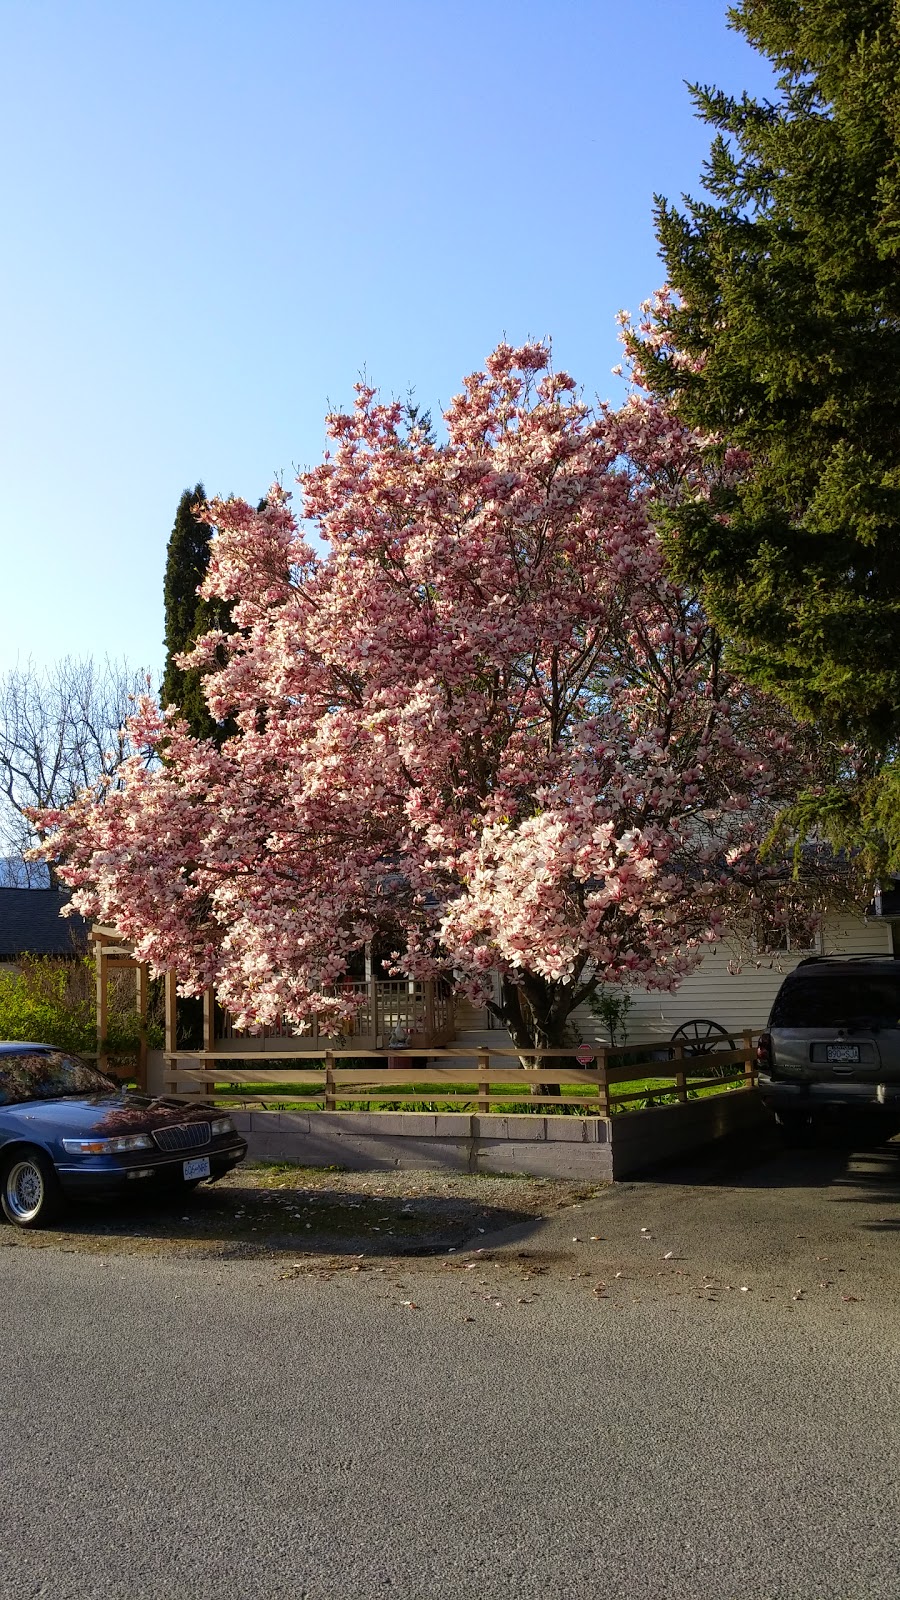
[0,1093,214,1137]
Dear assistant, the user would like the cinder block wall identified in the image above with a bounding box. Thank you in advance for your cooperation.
[609,1090,765,1177]
[223,1091,765,1180]
[229,1110,615,1181]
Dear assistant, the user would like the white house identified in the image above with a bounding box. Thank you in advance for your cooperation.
[454,906,895,1050]
[97,897,898,1064]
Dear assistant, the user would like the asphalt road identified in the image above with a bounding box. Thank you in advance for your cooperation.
[2,1126,900,1600]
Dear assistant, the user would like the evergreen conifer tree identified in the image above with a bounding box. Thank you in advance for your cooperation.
[162,484,230,744]
[635,1,900,758]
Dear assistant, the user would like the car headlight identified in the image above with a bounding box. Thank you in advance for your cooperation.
[210,1116,235,1137]
[61,1134,154,1154]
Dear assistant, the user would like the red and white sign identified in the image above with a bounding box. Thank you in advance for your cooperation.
[575,1044,594,1066]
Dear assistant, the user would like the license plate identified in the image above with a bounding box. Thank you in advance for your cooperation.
[826,1044,860,1064]
[183,1157,211,1180]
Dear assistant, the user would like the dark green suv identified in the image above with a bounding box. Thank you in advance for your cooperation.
[757,955,900,1135]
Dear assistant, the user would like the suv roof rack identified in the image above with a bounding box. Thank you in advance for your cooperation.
[793,953,899,967]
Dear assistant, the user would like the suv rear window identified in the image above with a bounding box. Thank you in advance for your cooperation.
[771,974,900,1030]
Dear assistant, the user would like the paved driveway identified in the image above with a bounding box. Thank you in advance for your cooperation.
[1,1125,899,1599]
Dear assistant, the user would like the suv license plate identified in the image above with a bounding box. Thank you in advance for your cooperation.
[183,1157,211,1180]
[827,1044,860,1064]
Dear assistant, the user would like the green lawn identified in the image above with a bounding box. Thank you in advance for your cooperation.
[209,1073,747,1114]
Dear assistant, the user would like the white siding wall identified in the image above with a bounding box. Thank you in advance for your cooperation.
[454,996,491,1033]
[454,914,893,1047]
[570,913,892,1047]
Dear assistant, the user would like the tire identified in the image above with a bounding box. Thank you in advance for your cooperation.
[1,1147,62,1229]
[774,1110,813,1144]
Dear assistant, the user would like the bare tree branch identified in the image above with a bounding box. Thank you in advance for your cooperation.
[0,656,149,883]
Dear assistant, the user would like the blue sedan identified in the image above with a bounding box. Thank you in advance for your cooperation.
[0,1041,247,1228]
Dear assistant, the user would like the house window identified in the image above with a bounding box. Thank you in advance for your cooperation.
[752,907,821,955]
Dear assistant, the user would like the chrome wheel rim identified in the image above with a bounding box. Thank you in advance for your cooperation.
[6,1159,45,1222]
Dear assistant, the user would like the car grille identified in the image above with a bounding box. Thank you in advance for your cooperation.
[151,1122,211,1153]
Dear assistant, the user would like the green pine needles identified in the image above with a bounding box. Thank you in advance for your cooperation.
[637,0,900,756]
[162,484,233,744]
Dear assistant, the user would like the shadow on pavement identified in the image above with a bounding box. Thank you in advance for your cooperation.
[3,1182,536,1257]
[636,1114,900,1216]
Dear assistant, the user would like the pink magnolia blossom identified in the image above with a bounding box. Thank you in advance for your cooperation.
[37,342,824,1049]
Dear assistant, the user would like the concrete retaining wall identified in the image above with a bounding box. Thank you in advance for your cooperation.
[608,1088,765,1177]
[229,1109,614,1180]
[226,1089,765,1180]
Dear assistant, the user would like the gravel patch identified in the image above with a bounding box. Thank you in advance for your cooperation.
[0,1162,602,1262]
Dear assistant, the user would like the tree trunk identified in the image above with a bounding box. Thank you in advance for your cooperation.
[493,974,583,1097]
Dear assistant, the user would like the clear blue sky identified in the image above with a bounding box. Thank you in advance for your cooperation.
[0,0,774,678]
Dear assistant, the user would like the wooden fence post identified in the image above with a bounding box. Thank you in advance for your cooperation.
[135,962,148,1092]
[674,1041,688,1104]
[164,968,178,1094]
[595,1046,611,1118]
[743,1028,756,1087]
[325,1050,336,1112]
[95,942,108,1078]
[477,1048,491,1113]
[369,973,380,1047]
[203,985,216,1096]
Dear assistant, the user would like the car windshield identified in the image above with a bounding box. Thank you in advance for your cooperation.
[771,975,900,1030]
[0,1050,116,1107]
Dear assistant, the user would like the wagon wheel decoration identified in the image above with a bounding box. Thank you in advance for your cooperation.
[669,1019,736,1079]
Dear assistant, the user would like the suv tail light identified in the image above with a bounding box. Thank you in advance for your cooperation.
[756,1032,773,1074]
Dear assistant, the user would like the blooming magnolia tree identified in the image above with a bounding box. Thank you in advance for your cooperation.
[40,343,825,1052]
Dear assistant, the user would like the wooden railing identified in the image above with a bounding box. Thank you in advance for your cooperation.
[217,979,454,1049]
[162,1031,758,1114]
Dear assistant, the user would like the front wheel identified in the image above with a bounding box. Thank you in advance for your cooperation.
[1,1148,61,1228]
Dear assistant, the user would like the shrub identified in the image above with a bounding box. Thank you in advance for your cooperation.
[0,955,163,1058]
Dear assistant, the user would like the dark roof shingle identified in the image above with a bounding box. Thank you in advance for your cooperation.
[0,889,89,960]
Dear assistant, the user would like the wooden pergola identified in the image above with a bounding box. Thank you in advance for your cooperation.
[91,925,214,1090]
[91,924,453,1090]
[92,926,148,1085]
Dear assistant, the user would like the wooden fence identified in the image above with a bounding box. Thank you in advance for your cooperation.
[162,1030,758,1115]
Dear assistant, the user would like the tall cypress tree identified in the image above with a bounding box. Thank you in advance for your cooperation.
[635,0,900,754]
[162,484,231,744]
